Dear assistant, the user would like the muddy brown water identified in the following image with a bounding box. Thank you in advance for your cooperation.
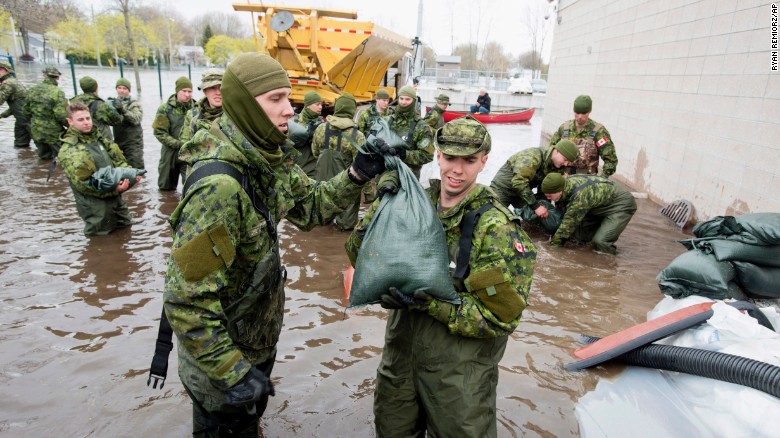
[0,67,690,437]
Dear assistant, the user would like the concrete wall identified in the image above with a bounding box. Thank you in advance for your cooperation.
[543,0,780,221]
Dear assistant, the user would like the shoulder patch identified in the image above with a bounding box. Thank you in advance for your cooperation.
[173,222,235,282]
[596,137,608,147]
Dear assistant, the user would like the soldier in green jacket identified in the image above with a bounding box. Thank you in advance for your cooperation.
[180,68,224,144]
[540,173,636,254]
[387,85,433,180]
[290,90,324,178]
[312,92,365,230]
[22,66,68,160]
[153,76,193,190]
[163,52,387,436]
[59,102,142,236]
[548,95,618,177]
[71,76,123,142]
[111,78,145,169]
[422,93,449,130]
[357,88,391,136]
[489,139,579,213]
[346,116,537,437]
[0,60,31,148]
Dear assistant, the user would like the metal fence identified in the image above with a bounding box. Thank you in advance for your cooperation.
[419,68,547,91]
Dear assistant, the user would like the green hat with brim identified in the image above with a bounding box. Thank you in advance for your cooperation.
[198,68,224,90]
[434,115,491,156]
[553,139,579,162]
[435,94,450,105]
[42,66,62,77]
[541,173,566,194]
[0,60,13,72]
[573,95,592,114]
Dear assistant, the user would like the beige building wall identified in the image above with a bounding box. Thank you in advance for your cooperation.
[542,0,780,221]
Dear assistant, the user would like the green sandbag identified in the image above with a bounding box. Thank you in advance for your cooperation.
[658,280,746,300]
[287,119,311,148]
[735,213,780,245]
[733,261,780,298]
[693,213,780,245]
[656,249,735,295]
[680,238,780,268]
[349,157,459,308]
[89,167,147,192]
[365,117,407,151]
[515,200,562,234]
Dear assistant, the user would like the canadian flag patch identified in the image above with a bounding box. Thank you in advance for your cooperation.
[596,137,608,147]
[514,242,527,253]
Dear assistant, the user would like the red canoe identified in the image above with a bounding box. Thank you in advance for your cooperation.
[433,107,535,124]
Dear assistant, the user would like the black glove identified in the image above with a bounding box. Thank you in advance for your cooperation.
[352,149,385,182]
[110,98,125,112]
[377,139,407,160]
[379,287,431,310]
[225,367,275,411]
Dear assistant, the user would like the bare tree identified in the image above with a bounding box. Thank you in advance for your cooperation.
[110,0,141,93]
[522,0,551,78]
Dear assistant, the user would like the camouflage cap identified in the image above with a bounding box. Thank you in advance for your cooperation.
[434,115,491,156]
[42,66,62,77]
[198,68,224,90]
[0,60,13,72]
[435,94,450,105]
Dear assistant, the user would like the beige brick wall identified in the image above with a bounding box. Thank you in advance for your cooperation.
[543,0,780,221]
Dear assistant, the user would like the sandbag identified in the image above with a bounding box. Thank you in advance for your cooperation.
[693,213,780,245]
[658,280,746,300]
[349,156,459,307]
[733,261,780,299]
[516,200,562,234]
[365,117,407,151]
[89,167,146,192]
[735,213,780,245]
[656,249,735,297]
[680,238,780,268]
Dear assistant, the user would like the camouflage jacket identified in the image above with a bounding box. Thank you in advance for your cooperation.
[0,72,29,119]
[58,126,130,199]
[111,96,143,147]
[490,147,563,208]
[551,175,615,245]
[388,109,434,168]
[346,182,536,338]
[152,94,193,150]
[179,97,223,144]
[422,104,445,130]
[549,119,618,177]
[357,103,387,136]
[22,77,68,143]
[71,93,123,141]
[164,114,363,388]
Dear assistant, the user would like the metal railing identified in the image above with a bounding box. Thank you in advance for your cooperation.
[419,68,547,91]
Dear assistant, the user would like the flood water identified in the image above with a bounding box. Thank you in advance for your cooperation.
[0,66,691,437]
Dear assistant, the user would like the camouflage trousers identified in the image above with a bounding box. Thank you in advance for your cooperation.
[571,184,637,254]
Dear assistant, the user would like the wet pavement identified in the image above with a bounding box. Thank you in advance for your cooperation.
[0,66,690,437]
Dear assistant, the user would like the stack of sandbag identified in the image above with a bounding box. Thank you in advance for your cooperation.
[657,213,780,299]
[515,199,563,235]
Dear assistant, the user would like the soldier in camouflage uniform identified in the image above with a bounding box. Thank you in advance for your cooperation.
[22,66,68,160]
[71,76,123,142]
[111,78,145,169]
[163,53,387,437]
[357,88,391,136]
[290,90,324,178]
[549,95,618,177]
[0,60,32,148]
[387,85,433,180]
[180,68,224,144]
[59,103,142,236]
[422,93,450,130]
[489,139,579,213]
[312,93,365,230]
[153,76,193,190]
[540,173,636,254]
[346,116,537,437]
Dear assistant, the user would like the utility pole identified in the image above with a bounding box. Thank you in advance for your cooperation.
[413,0,424,81]
[167,18,174,70]
[92,5,101,67]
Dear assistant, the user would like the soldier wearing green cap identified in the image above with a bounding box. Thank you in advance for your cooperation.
[549,94,618,177]
[423,93,450,130]
[489,139,579,216]
[540,173,636,254]
[346,115,537,437]
[290,90,324,178]
[180,68,224,145]
[22,66,68,159]
[161,52,388,436]
[0,59,32,148]
[357,88,391,136]
[111,78,145,169]
[387,84,433,180]
[71,76,123,142]
[153,76,193,190]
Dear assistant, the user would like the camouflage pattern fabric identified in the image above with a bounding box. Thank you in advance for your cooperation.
[164,114,363,391]
[549,119,618,177]
[357,103,387,136]
[290,111,322,178]
[152,94,192,190]
[58,126,134,235]
[489,147,565,209]
[422,104,445,130]
[71,93,123,141]
[22,77,67,159]
[111,95,145,169]
[388,110,434,179]
[179,96,223,144]
[0,71,31,147]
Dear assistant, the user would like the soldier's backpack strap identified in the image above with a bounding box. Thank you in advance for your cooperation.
[322,121,344,151]
[454,202,494,280]
[405,120,418,147]
[590,123,603,139]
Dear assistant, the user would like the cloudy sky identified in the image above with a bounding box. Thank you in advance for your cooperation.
[85,0,556,59]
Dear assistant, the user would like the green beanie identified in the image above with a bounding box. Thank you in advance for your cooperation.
[553,139,579,162]
[116,78,131,91]
[375,89,390,100]
[303,91,322,107]
[573,95,592,114]
[334,93,357,119]
[79,76,98,93]
[175,76,193,93]
[541,173,566,194]
[398,85,416,99]
[226,52,290,97]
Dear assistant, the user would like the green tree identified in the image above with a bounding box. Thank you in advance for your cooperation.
[50,16,94,61]
[453,43,478,70]
[200,23,213,47]
[204,35,252,66]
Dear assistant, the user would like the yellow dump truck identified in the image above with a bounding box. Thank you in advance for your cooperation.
[232,4,412,107]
